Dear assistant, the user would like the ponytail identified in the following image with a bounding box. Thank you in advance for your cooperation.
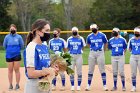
[26,31,34,46]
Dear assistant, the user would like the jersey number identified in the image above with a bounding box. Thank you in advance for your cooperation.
[135,46,138,51]
[73,45,78,50]
[95,43,98,47]
[115,47,118,52]
[53,46,59,51]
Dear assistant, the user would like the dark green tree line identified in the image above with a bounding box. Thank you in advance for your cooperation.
[0,0,12,31]
[89,0,140,29]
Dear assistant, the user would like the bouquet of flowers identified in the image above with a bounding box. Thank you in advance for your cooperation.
[38,51,74,91]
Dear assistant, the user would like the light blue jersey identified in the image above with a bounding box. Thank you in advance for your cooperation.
[49,38,66,52]
[128,37,140,55]
[23,42,50,79]
[67,36,86,54]
[3,33,24,58]
[108,36,127,56]
[86,32,108,51]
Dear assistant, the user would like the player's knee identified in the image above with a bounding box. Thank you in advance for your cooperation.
[113,72,118,76]
[14,68,20,73]
[119,72,125,76]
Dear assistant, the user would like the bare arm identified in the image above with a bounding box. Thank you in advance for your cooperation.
[27,67,50,78]
[87,44,90,48]
[104,43,108,51]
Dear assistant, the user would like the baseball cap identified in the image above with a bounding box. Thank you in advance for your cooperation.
[134,27,140,33]
[72,27,78,31]
[112,27,120,32]
[90,24,98,29]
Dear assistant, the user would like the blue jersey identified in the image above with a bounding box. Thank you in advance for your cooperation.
[108,36,127,56]
[67,36,86,54]
[3,33,24,58]
[49,38,66,52]
[23,42,50,79]
[128,37,140,55]
[86,32,108,51]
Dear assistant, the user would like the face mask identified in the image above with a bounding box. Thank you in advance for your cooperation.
[135,33,140,37]
[40,33,50,41]
[92,29,97,33]
[11,30,16,34]
[53,34,57,38]
[72,31,78,36]
[112,31,118,37]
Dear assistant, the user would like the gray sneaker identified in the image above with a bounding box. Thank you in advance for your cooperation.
[9,84,13,91]
[15,84,20,90]
[111,87,117,91]
[122,87,126,91]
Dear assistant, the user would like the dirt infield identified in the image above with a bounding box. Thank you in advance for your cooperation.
[0,65,140,93]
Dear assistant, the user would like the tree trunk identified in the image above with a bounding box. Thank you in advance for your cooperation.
[62,0,72,37]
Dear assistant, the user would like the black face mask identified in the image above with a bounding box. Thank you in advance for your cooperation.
[40,33,50,41]
[112,31,118,37]
[135,33,140,37]
[11,30,16,34]
[92,29,97,33]
[53,34,57,38]
[72,31,78,36]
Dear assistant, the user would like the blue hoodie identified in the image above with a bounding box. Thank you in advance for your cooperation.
[3,33,24,58]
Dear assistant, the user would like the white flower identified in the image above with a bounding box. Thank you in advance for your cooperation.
[55,51,61,56]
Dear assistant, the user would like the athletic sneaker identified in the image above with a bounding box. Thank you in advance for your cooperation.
[9,84,13,91]
[77,86,81,91]
[131,86,136,92]
[15,84,20,90]
[103,85,108,91]
[71,86,75,91]
[85,84,91,91]
[122,87,126,91]
[52,84,56,91]
[60,86,65,91]
[111,87,117,91]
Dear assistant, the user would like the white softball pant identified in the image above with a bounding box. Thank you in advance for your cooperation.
[111,55,125,76]
[88,50,106,74]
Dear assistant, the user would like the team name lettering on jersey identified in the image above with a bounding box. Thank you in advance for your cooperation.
[112,44,123,47]
[70,42,81,45]
[91,39,102,43]
[131,43,140,46]
[39,54,50,60]
[51,43,62,46]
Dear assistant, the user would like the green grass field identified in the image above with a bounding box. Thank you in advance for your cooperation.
[0,48,131,68]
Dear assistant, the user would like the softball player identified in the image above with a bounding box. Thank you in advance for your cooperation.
[67,27,86,91]
[23,19,58,93]
[108,28,127,91]
[3,24,24,90]
[85,24,108,91]
[128,27,140,92]
[49,28,67,91]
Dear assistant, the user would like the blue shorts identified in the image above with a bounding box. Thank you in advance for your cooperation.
[6,54,21,62]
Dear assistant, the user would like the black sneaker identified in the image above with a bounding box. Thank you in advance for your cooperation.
[15,84,20,90]
[9,84,13,91]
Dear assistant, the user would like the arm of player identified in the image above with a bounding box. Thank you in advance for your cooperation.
[3,36,8,49]
[123,39,127,54]
[127,39,132,52]
[104,43,108,51]
[81,36,86,50]
[27,67,50,78]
